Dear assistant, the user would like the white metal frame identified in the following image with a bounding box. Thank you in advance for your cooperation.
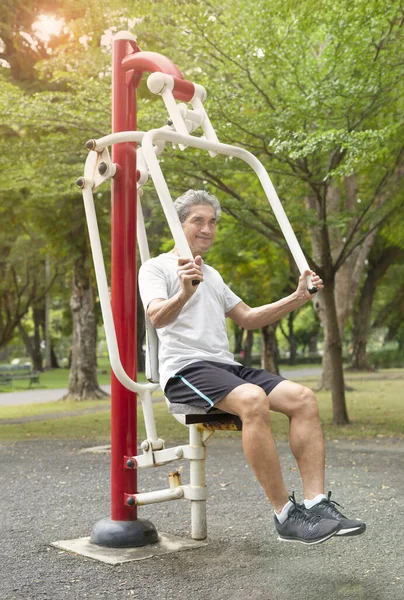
[78,72,315,540]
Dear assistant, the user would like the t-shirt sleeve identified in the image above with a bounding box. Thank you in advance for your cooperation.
[138,260,168,310]
[223,282,242,313]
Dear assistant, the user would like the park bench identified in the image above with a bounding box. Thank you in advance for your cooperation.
[0,364,40,388]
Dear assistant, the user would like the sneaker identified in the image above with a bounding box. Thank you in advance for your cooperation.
[306,492,366,536]
[274,493,342,545]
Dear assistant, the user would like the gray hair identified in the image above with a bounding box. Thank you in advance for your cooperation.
[173,189,222,223]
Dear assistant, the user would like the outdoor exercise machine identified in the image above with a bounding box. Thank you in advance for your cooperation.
[76,31,317,549]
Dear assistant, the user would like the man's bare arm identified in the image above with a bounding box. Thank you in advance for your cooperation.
[147,255,204,328]
[147,294,189,329]
[227,296,306,330]
[227,270,323,330]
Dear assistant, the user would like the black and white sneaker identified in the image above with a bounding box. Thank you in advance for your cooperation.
[274,493,342,545]
[306,492,366,536]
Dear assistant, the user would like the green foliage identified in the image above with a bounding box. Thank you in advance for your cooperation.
[0,2,118,350]
[277,303,322,354]
[124,0,404,287]
[368,349,404,369]
[371,261,404,349]
[208,212,291,302]
[1,0,404,373]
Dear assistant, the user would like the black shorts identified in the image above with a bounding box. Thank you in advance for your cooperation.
[164,360,285,413]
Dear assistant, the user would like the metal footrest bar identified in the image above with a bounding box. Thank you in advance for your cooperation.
[125,487,184,507]
[124,485,208,507]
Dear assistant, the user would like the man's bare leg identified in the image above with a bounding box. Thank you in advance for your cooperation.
[216,381,342,544]
[215,383,289,512]
[267,380,325,500]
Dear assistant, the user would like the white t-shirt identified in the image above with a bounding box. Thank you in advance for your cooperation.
[138,253,242,391]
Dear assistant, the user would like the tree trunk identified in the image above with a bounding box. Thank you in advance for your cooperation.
[351,277,376,370]
[260,323,279,375]
[351,246,402,370]
[307,182,375,420]
[330,176,378,335]
[287,312,298,365]
[17,322,35,366]
[50,345,60,369]
[309,181,352,413]
[32,306,45,371]
[333,231,376,333]
[44,255,52,369]
[242,329,254,366]
[65,255,107,401]
[309,327,319,355]
[17,314,43,372]
[320,282,349,424]
[234,325,245,355]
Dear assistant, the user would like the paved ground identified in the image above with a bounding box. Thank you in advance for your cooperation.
[1,435,403,600]
[0,385,112,407]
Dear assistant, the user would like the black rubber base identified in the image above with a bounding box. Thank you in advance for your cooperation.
[90,517,159,548]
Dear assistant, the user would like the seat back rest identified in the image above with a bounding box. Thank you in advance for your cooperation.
[145,319,160,384]
[145,310,242,429]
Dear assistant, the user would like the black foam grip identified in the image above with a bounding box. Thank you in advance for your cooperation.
[308,286,318,294]
[192,280,200,287]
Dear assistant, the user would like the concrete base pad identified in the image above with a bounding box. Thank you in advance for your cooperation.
[51,533,207,565]
[79,444,111,454]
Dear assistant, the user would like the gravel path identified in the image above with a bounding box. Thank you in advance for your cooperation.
[0,436,403,600]
[0,385,112,407]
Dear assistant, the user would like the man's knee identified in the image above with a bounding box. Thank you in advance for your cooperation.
[236,385,270,422]
[294,386,319,419]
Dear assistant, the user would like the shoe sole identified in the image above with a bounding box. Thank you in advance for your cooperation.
[335,525,366,536]
[277,529,339,545]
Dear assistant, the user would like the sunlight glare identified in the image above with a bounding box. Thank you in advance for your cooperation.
[32,15,65,42]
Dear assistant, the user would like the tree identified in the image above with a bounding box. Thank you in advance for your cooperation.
[372,266,404,353]
[129,0,404,424]
[351,235,404,370]
[206,212,295,373]
[0,2,113,398]
[3,0,404,420]
[0,230,55,350]
[279,303,321,361]
[0,0,64,85]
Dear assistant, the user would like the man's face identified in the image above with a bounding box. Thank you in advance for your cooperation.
[181,204,217,256]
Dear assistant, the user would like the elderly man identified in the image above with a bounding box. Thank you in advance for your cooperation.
[139,189,365,545]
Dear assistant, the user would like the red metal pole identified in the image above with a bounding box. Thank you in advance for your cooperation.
[91,34,193,547]
[108,41,192,526]
[110,36,138,522]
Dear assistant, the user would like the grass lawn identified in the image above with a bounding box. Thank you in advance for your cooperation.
[0,371,403,443]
